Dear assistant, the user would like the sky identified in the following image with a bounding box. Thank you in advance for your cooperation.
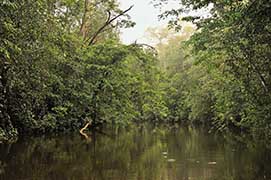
[118,0,211,45]
[118,0,168,44]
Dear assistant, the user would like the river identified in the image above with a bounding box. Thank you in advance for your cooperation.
[0,125,270,180]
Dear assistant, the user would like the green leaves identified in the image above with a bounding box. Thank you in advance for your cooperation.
[0,0,142,140]
[153,0,271,139]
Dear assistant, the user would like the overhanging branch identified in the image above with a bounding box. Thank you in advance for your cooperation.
[86,5,134,46]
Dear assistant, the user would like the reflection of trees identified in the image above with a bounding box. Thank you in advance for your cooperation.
[0,126,270,180]
[0,161,6,175]
[0,127,165,180]
[165,127,271,180]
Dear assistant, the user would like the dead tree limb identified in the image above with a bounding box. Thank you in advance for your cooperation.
[80,119,92,141]
[86,5,134,46]
[131,42,158,56]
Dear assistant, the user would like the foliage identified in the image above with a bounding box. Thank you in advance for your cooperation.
[0,0,167,142]
[154,0,271,139]
[1,0,270,142]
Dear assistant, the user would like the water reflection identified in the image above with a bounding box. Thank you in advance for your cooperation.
[0,125,271,180]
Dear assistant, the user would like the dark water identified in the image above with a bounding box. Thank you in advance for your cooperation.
[0,125,271,180]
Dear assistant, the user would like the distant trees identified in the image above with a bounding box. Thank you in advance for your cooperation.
[153,0,271,138]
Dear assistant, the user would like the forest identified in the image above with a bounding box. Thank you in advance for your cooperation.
[0,0,270,144]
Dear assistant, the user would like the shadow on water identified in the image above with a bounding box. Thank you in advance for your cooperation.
[0,124,271,180]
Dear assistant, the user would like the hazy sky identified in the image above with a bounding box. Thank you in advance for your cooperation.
[118,0,211,44]
[118,0,167,44]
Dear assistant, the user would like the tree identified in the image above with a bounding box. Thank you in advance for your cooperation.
[154,0,271,137]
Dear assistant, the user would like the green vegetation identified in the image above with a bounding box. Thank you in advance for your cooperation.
[0,0,167,141]
[154,0,271,139]
[0,0,271,143]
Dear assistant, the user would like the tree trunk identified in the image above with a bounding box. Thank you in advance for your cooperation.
[79,0,93,40]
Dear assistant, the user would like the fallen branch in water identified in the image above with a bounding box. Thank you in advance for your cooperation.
[80,119,92,142]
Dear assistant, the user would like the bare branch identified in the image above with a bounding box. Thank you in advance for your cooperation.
[80,118,92,142]
[106,10,111,23]
[86,5,134,46]
[131,42,158,56]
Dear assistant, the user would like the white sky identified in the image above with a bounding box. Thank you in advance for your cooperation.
[118,0,168,44]
[118,0,211,45]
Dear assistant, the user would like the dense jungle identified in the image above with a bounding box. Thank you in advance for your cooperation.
[0,0,271,179]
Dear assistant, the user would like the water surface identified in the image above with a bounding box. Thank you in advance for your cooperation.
[0,125,270,180]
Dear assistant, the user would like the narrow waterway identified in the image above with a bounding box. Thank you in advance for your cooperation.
[0,125,270,180]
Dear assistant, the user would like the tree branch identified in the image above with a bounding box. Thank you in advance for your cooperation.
[80,118,92,141]
[131,42,158,56]
[86,5,134,46]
